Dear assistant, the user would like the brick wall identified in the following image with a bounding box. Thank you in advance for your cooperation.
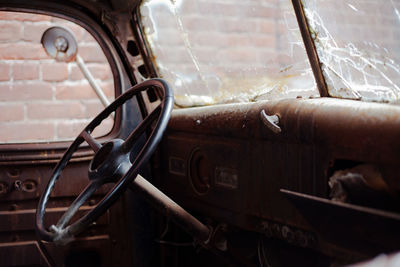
[0,11,114,143]
[142,0,400,105]
[302,0,400,100]
[141,0,317,104]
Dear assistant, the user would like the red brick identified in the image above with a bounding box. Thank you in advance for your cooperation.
[91,117,114,138]
[217,18,258,33]
[194,48,218,64]
[148,14,175,30]
[258,20,276,34]
[192,29,274,48]
[56,121,89,139]
[0,84,12,100]
[197,3,240,16]
[62,79,114,101]
[84,101,104,118]
[258,50,276,62]
[217,48,259,63]
[276,22,289,36]
[99,81,115,98]
[0,21,23,41]
[249,34,276,47]
[192,32,226,47]
[42,62,68,81]
[70,65,84,80]
[157,29,185,46]
[0,104,24,122]
[183,16,216,32]
[13,63,40,80]
[23,23,50,42]
[224,34,254,47]
[0,43,49,60]
[72,63,114,81]
[0,122,54,143]
[57,119,114,139]
[82,31,97,42]
[78,44,108,63]
[83,97,114,117]
[155,48,193,64]
[0,63,10,81]
[71,64,113,81]
[27,102,85,119]
[0,12,51,22]
[56,83,97,100]
[243,5,276,18]
[180,1,200,14]
[2,82,53,101]
[88,64,113,80]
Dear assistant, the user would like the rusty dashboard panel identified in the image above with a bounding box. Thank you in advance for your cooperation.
[164,135,243,211]
[158,97,400,257]
[0,161,129,266]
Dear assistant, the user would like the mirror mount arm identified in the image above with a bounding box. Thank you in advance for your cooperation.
[41,26,111,109]
[75,54,110,107]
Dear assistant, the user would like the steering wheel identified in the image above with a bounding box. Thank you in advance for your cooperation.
[35,78,173,245]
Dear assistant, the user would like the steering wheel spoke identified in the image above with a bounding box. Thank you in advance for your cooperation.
[55,181,102,230]
[81,130,102,152]
[123,104,161,152]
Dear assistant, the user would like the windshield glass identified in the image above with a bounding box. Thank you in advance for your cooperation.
[140,0,318,107]
[302,0,400,103]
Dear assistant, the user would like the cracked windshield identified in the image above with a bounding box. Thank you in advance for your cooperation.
[303,0,400,103]
[140,0,318,107]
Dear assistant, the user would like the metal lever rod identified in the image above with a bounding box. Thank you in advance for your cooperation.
[76,54,110,108]
[129,175,211,243]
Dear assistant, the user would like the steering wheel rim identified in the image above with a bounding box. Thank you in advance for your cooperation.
[35,78,173,244]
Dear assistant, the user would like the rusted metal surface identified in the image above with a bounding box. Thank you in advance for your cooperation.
[0,241,51,266]
[131,10,158,79]
[159,97,400,259]
[0,206,109,232]
[282,189,400,256]
[0,160,127,266]
[168,98,400,164]
[291,0,328,97]
[131,9,164,103]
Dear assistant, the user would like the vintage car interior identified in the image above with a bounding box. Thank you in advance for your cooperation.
[1,0,400,266]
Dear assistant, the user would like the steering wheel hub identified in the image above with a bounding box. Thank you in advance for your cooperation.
[88,139,131,183]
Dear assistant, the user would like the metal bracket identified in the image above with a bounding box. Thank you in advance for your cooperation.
[260,109,281,134]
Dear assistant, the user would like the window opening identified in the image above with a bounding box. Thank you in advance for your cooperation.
[0,11,115,143]
[302,0,400,103]
[140,0,318,107]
